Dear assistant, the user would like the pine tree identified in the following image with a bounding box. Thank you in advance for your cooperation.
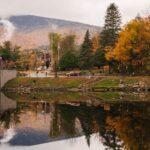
[100,3,121,49]
[79,30,93,69]
[99,3,121,73]
[93,48,105,68]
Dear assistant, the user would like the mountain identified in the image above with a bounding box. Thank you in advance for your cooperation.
[8,15,100,49]
[9,15,100,33]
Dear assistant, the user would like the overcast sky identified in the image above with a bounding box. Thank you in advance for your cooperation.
[0,0,149,26]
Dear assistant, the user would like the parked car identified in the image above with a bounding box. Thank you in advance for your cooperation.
[66,71,81,76]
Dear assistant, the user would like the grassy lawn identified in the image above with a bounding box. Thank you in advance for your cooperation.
[92,77,120,88]
[91,76,150,88]
[4,77,89,89]
[91,92,150,102]
[91,92,120,101]
[5,91,150,103]
[4,76,150,90]
[5,92,90,102]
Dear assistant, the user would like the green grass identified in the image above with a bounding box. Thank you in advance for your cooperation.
[5,92,90,102]
[91,92,120,101]
[91,77,120,88]
[4,77,89,89]
[91,92,150,102]
[4,76,150,90]
[91,76,150,88]
[5,91,150,103]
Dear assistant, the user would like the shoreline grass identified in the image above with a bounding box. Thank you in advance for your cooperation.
[3,76,150,90]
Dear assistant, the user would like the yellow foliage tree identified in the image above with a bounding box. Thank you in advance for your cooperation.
[92,35,100,52]
[49,33,61,78]
[105,46,114,62]
[113,16,150,73]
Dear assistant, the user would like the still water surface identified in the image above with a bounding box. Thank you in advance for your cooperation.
[0,92,150,150]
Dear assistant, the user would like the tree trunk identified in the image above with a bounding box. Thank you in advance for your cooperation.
[54,61,58,78]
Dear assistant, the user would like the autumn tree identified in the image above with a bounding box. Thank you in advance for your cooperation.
[49,33,60,78]
[91,35,99,52]
[104,46,115,73]
[78,30,93,69]
[16,51,30,70]
[114,16,150,74]
[59,34,79,70]
[29,51,38,70]
[60,34,76,58]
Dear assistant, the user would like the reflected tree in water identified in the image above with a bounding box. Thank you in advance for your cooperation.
[48,102,150,149]
[49,104,61,138]
[1,99,150,150]
[76,104,95,146]
[58,105,77,137]
[0,107,21,129]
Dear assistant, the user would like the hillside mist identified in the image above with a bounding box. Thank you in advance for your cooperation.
[4,15,101,49]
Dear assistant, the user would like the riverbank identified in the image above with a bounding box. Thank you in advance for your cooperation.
[4,91,150,103]
[3,76,150,92]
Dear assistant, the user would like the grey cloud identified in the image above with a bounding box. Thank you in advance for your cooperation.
[0,0,149,26]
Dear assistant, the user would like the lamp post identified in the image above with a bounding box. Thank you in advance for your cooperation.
[58,43,60,70]
[0,56,2,89]
[0,56,2,113]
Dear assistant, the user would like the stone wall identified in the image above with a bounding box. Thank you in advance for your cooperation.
[0,70,17,88]
[0,93,16,113]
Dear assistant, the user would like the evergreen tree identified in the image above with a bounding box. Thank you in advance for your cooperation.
[99,3,121,73]
[93,48,105,68]
[79,30,93,69]
[0,41,20,69]
[0,41,12,61]
[100,3,121,49]
[59,52,78,70]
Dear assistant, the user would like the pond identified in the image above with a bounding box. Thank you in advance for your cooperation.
[0,92,150,150]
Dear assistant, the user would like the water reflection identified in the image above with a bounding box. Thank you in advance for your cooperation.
[0,92,150,150]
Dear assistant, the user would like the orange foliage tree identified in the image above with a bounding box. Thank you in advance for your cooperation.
[92,35,100,52]
[113,16,150,73]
